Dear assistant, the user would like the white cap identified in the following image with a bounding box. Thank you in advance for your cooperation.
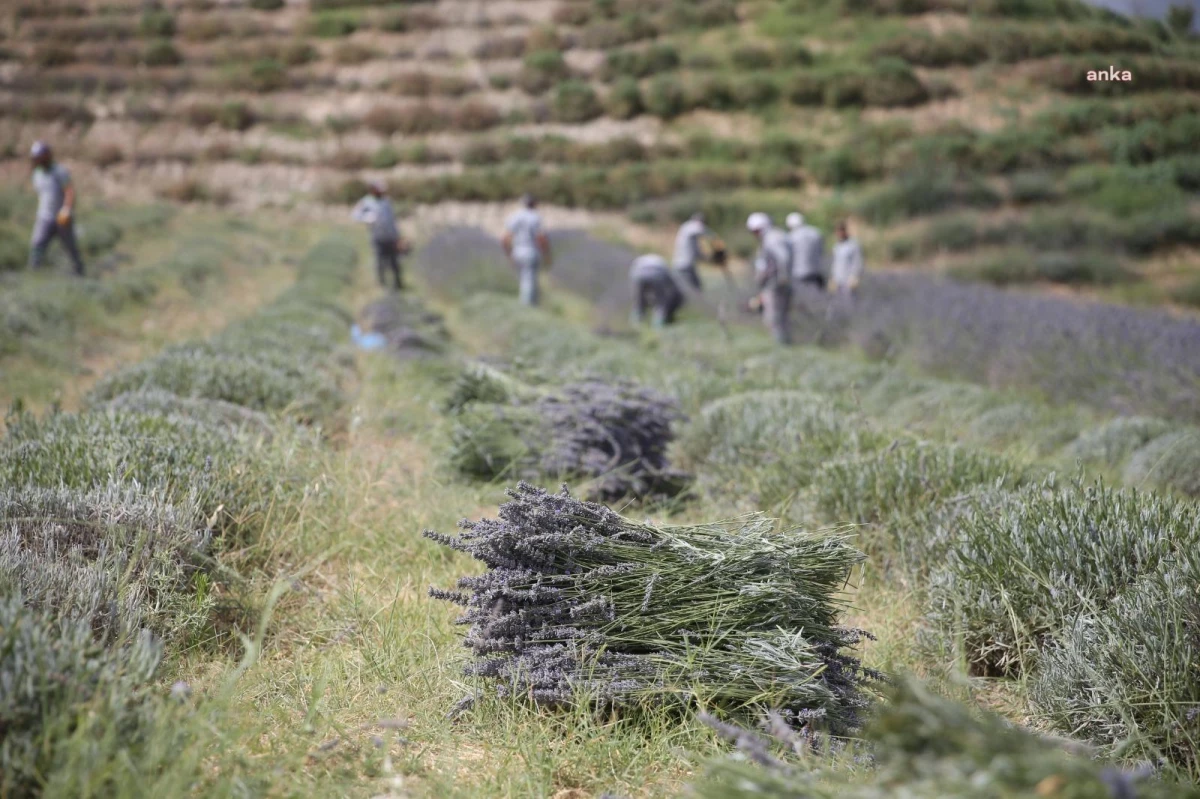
[30,140,50,159]
[786,212,803,230]
[746,212,771,232]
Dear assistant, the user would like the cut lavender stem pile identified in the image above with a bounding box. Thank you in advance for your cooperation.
[447,370,690,502]
[426,483,878,734]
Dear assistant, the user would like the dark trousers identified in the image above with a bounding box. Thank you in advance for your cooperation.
[633,273,684,327]
[30,217,85,275]
[373,238,402,290]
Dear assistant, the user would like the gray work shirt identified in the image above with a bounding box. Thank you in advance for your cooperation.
[32,164,71,222]
[351,195,399,242]
[788,225,825,280]
[505,208,544,260]
[757,227,794,289]
[631,253,671,281]
[831,238,865,286]
[671,218,708,270]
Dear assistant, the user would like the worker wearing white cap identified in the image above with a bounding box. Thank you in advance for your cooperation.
[629,253,683,328]
[829,220,865,301]
[785,212,826,290]
[671,211,712,291]
[747,212,793,346]
[351,179,404,290]
[28,140,85,276]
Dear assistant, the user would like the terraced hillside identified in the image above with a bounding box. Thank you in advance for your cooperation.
[4,0,1200,308]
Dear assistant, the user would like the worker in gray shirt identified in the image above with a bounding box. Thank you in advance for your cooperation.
[501,194,551,307]
[28,141,85,276]
[629,253,683,328]
[671,212,711,291]
[747,212,793,346]
[351,180,404,290]
[785,212,826,290]
[829,220,865,300]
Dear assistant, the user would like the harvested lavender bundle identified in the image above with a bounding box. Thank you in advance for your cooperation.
[448,376,690,502]
[427,483,878,734]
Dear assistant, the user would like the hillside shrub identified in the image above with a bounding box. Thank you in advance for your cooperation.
[951,250,1134,287]
[731,74,780,108]
[248,0,285,9]
[216,100,255,131]
[857,171,1000,223]
[472,34,525,59]
[927,479,1200,675]
[579,13,658,48]
[138,10,175,38]
[606,77,644,119]
[33,44,76,68]
[864,58,929,106]
[644,75,688,118]
[141,40,181,66]
[550,80,602,123]
[246,58,286,92]
[518,49,570,94]
[307,12,359,37]
[332,41,377,65]
[1007,170,1058,204]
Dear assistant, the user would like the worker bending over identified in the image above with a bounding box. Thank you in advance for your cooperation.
[747,212,793,346]
[502,194,551,307]
[630,253,684,328]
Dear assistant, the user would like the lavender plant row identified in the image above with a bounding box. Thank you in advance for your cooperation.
[426,483,878,733]
[448,374,690,502]
[792,272,1200,424]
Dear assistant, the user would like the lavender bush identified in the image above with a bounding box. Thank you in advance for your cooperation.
[427,483,878,734]
[691,675,1198,799]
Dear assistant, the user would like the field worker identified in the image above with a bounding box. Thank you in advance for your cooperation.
[747,212,793,346]
[671,211,712,291]
[501,194,552,307]
[829,220,865,300]
[785,212,826,290]
[351,179,405,290]
[629,253,683,328]
[28,141,86,276]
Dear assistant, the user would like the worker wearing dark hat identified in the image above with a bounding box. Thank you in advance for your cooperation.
[351,179,404,290]
[28,140,85,276]
[501,194,551,306]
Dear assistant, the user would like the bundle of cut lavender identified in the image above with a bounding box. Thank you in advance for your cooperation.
[447,372,690,502]
[426,483,878,734]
